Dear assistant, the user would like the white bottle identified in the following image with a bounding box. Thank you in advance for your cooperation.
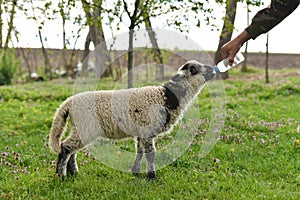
[213,52,245,74]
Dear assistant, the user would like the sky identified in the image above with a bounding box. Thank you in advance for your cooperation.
[12,0,300,54]
[193,1,300,54]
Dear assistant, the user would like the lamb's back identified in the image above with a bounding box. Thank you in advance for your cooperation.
[70,86,167,139]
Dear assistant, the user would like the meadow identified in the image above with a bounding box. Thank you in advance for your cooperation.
[0,67,299,199]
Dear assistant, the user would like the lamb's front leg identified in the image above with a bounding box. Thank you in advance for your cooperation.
[144,137,156,180]
[131,137,143,175]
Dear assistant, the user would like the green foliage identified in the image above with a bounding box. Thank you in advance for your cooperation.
[245,0,263,7]
[0,70,300,199]
[0,49,19,86]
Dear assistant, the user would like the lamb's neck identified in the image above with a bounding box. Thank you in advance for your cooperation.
[163,80,196,111]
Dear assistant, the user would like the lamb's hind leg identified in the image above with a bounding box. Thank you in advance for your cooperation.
[67,153,78,176]
[56,130,82,177]
[131,137,144,176]
[144,137,156,180]
[56,145,71,177]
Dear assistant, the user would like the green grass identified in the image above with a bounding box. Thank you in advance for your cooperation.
[0,69,300,199]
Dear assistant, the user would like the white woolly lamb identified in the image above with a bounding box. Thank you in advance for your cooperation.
[49,60,214,179]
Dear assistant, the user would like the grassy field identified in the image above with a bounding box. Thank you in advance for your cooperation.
[0,68,299,199]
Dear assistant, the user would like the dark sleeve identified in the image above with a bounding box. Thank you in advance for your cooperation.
[245,0,299,39]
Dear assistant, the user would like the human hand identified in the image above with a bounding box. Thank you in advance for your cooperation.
[221,40,241,66]
[221,30,251,66]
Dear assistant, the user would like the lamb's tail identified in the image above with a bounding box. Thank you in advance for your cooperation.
[49,98,71,153]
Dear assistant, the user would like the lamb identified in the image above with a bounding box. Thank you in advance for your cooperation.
[49,60,215,179]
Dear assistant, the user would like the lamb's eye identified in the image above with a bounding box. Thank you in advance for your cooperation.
[190,66,198,75]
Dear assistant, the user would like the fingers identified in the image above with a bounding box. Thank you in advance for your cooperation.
[221,31,251,66]
[228,54,235,66]
[221,41,241,66]
[221,44,229,61]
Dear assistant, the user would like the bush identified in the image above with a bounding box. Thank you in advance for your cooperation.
[0,48,19,85]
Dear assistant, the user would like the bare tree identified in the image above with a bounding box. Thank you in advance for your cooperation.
[56,0,82,78]
[122,0,204,87]
[27,1,53,79]
[0,0,3,48]
[241,0,263,72]
[81,0,111,78]
[265,33,269,83]
[105,0,212,87]
[0,0,19,48]
[4,0,17,49]
[143,9,164,80]
[58,0,68,74]
[241,3,250,72]
[122,0,152,88]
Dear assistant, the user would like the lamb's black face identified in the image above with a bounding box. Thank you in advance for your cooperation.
[171,60,214,82]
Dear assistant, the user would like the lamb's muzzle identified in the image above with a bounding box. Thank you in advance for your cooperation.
[49,60,214,179]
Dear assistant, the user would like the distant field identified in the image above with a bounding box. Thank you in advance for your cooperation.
[0,67,299,199]
[15,48,300,74]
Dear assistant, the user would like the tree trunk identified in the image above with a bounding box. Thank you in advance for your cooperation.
[0,0,3,48]
[265,34,269,83]
[68,48,78,79]
[81,0,111,78]
[81,30,91,77]
[241,4,249,72]
[38,28,51,79]
[241,41,248,72]
[143,11,164,80]
[4,0,17,49]
[59,0,69,75]
[20,48,32,79]
[214,0,237,80]
[123,0,143,88]
[128,29,134,88]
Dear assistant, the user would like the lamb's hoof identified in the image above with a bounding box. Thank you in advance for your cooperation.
[130,167,140,177]
[132,172,140,177]
[147,171,156,180]
[67,166,78,176]
[55,168,65,177]
[67,171,78,176]
[54,173,66,181]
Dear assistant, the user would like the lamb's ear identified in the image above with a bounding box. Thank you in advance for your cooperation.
[181,63,189,71]
[190,65,199,75]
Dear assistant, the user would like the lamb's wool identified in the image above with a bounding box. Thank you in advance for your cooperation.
[49,60,214,179]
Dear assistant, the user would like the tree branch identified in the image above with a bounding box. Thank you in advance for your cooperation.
[122,0,131,18]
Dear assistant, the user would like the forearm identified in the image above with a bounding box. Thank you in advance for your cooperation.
[246,0,299,39]
[233,30,252,47]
